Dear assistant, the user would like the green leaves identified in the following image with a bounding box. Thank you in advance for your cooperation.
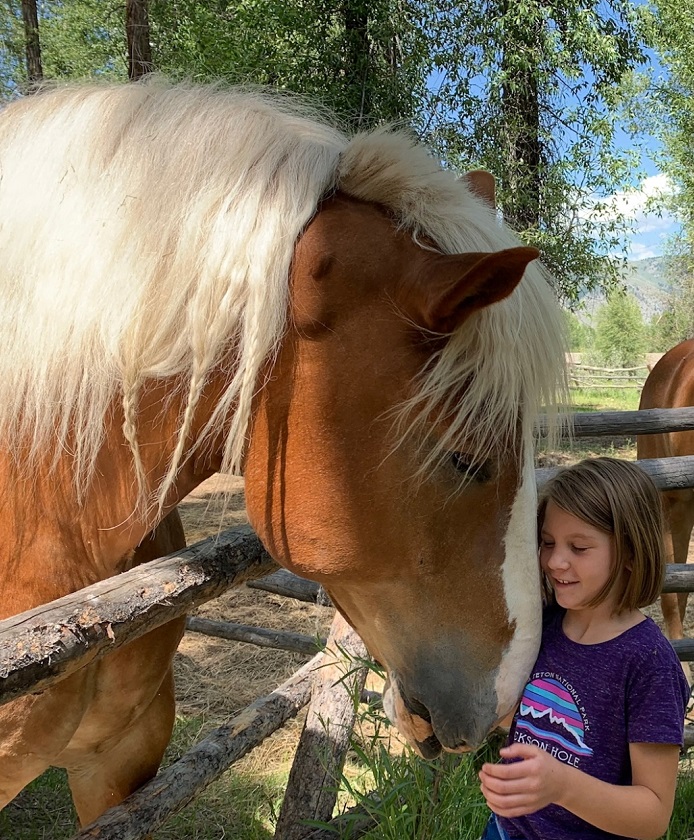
[0,0,649,302]
[419,0,646,303]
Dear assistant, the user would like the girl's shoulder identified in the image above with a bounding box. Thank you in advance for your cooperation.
[628,614,680,653]
[625,618,690,744]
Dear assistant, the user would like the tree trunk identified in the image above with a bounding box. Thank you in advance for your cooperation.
[21,0,42,90]
[126,0,153,81]
[343,1,371,127]
[499,0,543,232]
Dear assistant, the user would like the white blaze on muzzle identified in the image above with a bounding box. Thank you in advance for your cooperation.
[494,443,543,719]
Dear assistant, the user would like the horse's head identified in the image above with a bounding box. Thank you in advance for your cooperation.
[244,179,563,756]
[0,83,564,757]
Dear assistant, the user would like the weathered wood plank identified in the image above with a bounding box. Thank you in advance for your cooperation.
[275,614,369,840]
[670,638,694,661]
[539,407,694,438]
[73,652,321,840]
[537,456,694,492]
[247,569,322,603]
[0,525,277,706]
[186,616,325,655]
[663,565,694,594]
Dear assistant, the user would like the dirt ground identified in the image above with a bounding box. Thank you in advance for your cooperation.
[172,474,336,775]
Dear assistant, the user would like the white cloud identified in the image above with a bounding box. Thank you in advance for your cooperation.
[628,242,659,261]
[603,173,673,219]
[597,174,679,260]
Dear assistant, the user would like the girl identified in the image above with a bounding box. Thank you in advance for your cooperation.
[479,457,689,840]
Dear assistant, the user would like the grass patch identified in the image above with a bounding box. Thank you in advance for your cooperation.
[668,762,694,838]
[568,387,641,413]
[536,388,641,467]
[0,767,76,839]
[0,715,290,840]
[315,671,694,840]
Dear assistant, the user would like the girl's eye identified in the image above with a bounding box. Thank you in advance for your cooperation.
[572,546,588,553]
[450,452,491,482]
[540,540,554,549]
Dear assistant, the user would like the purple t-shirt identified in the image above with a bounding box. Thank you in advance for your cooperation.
[498,606,689,840]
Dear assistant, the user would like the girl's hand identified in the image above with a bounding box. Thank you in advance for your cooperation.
[479,743,569,818]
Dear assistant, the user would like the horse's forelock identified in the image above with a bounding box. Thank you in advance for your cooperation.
[338,131,569,476]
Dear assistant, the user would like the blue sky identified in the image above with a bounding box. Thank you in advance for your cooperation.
[606,171,678,261]
[606,47,679,262]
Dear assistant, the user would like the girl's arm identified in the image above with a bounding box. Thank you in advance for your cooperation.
[479,741,680,840]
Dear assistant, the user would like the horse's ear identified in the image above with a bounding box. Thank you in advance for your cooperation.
[462,170,496,208]
[412,247,540,334]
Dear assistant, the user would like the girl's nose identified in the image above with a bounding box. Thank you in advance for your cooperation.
[546,548,569,570]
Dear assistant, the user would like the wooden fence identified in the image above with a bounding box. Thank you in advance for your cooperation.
[3,405,694,838]
[569,363,648,390]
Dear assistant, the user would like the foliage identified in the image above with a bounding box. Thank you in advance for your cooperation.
[0,0,652,301]
[645,240,694,352]
[0,1,428,129]
[147,0,429,130]
[0,0,25,96]
[0,0,126,94]
[418,0,647,304]
[564,310,594,352]
[635,0,694,331]
[592,291,647,367]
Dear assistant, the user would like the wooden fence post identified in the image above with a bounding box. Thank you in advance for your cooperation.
[274,613,369,840]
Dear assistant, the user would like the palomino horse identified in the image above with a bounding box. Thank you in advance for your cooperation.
[638,338,694,680]
[0,80,566,825]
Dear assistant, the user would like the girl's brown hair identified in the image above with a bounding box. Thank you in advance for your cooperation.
[538,457,666,613]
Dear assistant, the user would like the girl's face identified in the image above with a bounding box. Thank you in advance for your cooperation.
[539,501,617,614]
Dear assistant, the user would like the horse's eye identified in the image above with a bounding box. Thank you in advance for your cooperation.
[450,452,491,483]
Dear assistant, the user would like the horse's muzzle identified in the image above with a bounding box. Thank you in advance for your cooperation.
[382,672,495,756]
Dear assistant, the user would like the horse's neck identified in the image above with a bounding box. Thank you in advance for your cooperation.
[0,373,229,613]
[88,376,228,560]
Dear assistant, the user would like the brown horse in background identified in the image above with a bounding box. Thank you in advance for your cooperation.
[0,81,567,826]
[638,338,694,681]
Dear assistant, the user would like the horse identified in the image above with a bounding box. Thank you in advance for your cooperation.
[638,338,694,682]
[0,79,567,826]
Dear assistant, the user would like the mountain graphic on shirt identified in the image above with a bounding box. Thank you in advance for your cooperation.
[517,677,594,757]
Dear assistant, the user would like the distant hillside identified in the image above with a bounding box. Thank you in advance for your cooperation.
[579,255,673,323]
[625,256,673,320]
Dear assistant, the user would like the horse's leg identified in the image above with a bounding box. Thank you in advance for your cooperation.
[661,490,694,686]
[0,673,91,810]
[62,510,186,826]
[661,490,694,639]
[65,665,178,827]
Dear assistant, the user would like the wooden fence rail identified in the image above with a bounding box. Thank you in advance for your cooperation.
[5,438,694,706]
[569,363,647,390]
[0,525,275,706]
[2,525,694,707]
[565,406,694,437]
[186,615,325,655]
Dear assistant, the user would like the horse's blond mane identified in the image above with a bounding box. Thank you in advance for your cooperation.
[0,80,566,510]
